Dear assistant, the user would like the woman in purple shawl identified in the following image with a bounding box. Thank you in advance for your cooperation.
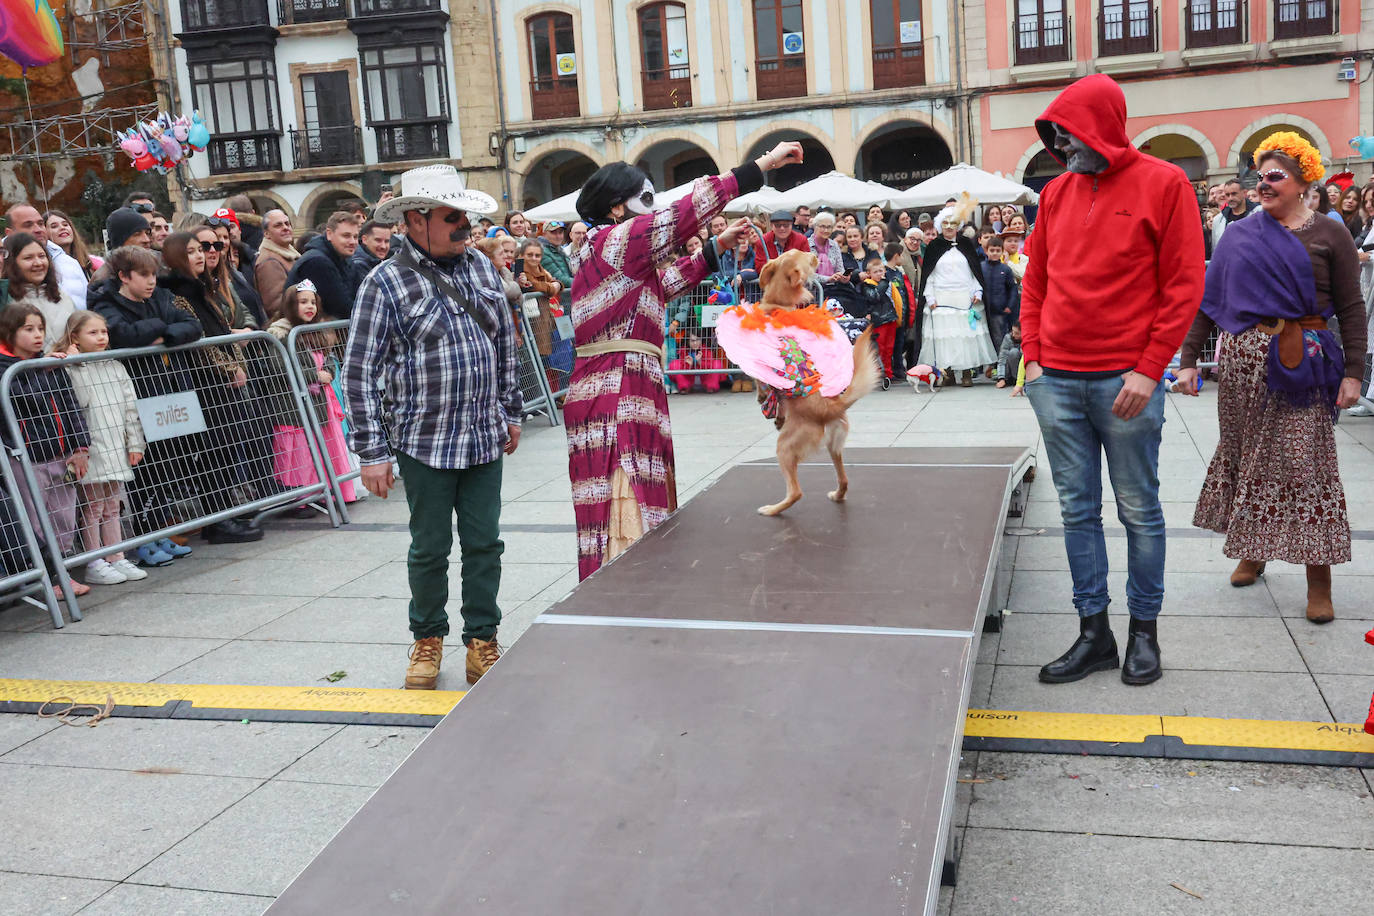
[1175,133,1366,623]
[565,142,803,580]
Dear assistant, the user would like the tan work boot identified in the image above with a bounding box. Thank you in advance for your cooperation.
[466,637,502,684]
[1230,559,1266,588]
[405,636,444,689]
[1306,564,1335,624]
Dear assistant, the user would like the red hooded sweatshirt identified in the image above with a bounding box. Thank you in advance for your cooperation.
[1020,75,1205,380]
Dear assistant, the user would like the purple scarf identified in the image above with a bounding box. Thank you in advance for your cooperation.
[1200,209,1343,411]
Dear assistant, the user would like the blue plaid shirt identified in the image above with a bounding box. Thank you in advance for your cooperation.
[343,238,522,470]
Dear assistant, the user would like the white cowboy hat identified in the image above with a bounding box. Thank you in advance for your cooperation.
[374,164,498,223]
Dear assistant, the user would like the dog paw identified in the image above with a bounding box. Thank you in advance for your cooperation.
[827,490,845,502]
[757,505,782,516]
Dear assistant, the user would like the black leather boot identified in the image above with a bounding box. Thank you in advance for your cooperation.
[1121,617,1162,685]
[1039,611,1119,683]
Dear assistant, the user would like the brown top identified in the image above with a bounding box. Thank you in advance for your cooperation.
[1180,213,1368,378]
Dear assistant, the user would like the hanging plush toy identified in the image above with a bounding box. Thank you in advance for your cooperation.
[0,0,63,70]
[118,130,158,172]
[187,111,210,152]
[707,280,734,306]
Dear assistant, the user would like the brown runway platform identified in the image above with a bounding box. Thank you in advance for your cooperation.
[267,447,1033,916]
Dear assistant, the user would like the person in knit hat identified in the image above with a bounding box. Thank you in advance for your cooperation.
[85,208,154,289]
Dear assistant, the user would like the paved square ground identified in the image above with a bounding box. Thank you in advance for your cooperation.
[1,383,1372,914]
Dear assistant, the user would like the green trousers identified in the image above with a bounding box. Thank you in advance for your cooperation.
[396,451,504,643]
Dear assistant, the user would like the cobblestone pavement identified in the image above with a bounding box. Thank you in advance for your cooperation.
[1,383,1371,914]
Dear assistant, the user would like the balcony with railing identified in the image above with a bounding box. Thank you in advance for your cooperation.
[1186,0,1247,47]
[354,0,440,14]
[1098,4,1157,56]
[755,55,807,100]
[180,0,270,30]
[374,119,448,162]
[279,0,348,24]
[1014,10,1072,66]
[530,77,581,120]
[1274,0,1335,39]
[291,125,363,170]
[642,68,692,111]
[872,42,924,90]
[207,132,282,174]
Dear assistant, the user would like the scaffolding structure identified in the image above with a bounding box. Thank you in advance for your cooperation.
[0,3,158,162]
[66,2,148,67]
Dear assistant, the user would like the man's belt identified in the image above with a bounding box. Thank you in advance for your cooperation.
[574,339,666,364]
[1255,315,1328,369]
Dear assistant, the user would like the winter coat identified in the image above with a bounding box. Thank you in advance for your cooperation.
[0,347,90,463]
[287,235,360,319]
[997,332,1024,381]
[851,275,899,326]
[521,263,560,356]
[981,260,1021,325]
[753,229,809,265]
[159,273,246,382]
[66,358,145,483]
[539,237,573,290]
[349,245,383,293]
[8,287,76,353]
[1022,73,1204,379]
[255,239,300,321]
[88,278,202,398]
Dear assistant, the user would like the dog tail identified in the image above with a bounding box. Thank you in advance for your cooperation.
[838,327,882,409]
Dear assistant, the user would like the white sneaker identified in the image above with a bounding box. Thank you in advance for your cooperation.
[111,558,148,581]
[85,559,127,585]
[1345,403,1374,417]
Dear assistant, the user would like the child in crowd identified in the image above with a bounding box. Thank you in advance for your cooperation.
[516,239,563,391]
[58,311,148,585]
[996,322,1023,390]
[884,242,915,378]
[668,330,728,394]
[980,235,1020,348]
[1001,231,1027,284]
[0,304,91,598]
[852,254,900,380]
[268,281,356,503]
[91,244,199,567]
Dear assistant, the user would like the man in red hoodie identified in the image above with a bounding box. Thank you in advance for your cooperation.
[1020,75,1204,688]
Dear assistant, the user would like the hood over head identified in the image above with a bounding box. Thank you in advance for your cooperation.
[1034,74,1136,174]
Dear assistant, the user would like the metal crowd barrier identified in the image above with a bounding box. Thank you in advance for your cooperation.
[0,330,342,626]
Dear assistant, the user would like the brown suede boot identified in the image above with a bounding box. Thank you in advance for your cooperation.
[1230,559,1266,588]
[465,637,502,684]
[1306,565,1334,624]
[405,637,443,690]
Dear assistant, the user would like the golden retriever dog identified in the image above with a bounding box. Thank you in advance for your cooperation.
[753,249,881,517]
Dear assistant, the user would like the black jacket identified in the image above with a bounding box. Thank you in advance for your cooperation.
[349,245,382,292]
[980,260,1020,323]
[287,235,359,319]
[90,277,203,397]
[850,275,899,326]
[0,350,90,463]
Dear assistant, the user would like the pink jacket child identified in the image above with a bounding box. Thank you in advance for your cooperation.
[668,331,728,393]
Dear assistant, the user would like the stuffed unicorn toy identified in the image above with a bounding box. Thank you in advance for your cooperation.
[187,111,210,151]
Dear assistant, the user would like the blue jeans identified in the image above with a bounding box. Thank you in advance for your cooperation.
[1024,373,1166,621]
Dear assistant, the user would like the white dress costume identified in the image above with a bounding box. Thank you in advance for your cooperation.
[918,210,998,372]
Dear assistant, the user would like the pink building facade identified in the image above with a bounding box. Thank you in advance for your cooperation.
[964,0,1374,194]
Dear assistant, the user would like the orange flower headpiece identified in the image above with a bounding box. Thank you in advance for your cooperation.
[1254,131,1325,184]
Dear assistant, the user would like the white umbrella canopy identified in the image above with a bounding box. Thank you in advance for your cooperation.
[524,178,703,223]
[722,186,790,216]
[767,170,903,211]
[887,162,1039,210]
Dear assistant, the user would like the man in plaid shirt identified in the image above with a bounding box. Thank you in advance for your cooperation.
[343,165,521,689]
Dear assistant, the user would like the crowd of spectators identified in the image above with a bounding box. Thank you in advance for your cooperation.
[0,190,381,600]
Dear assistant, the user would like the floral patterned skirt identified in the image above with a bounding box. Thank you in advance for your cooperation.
[1193,328,1351,564]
